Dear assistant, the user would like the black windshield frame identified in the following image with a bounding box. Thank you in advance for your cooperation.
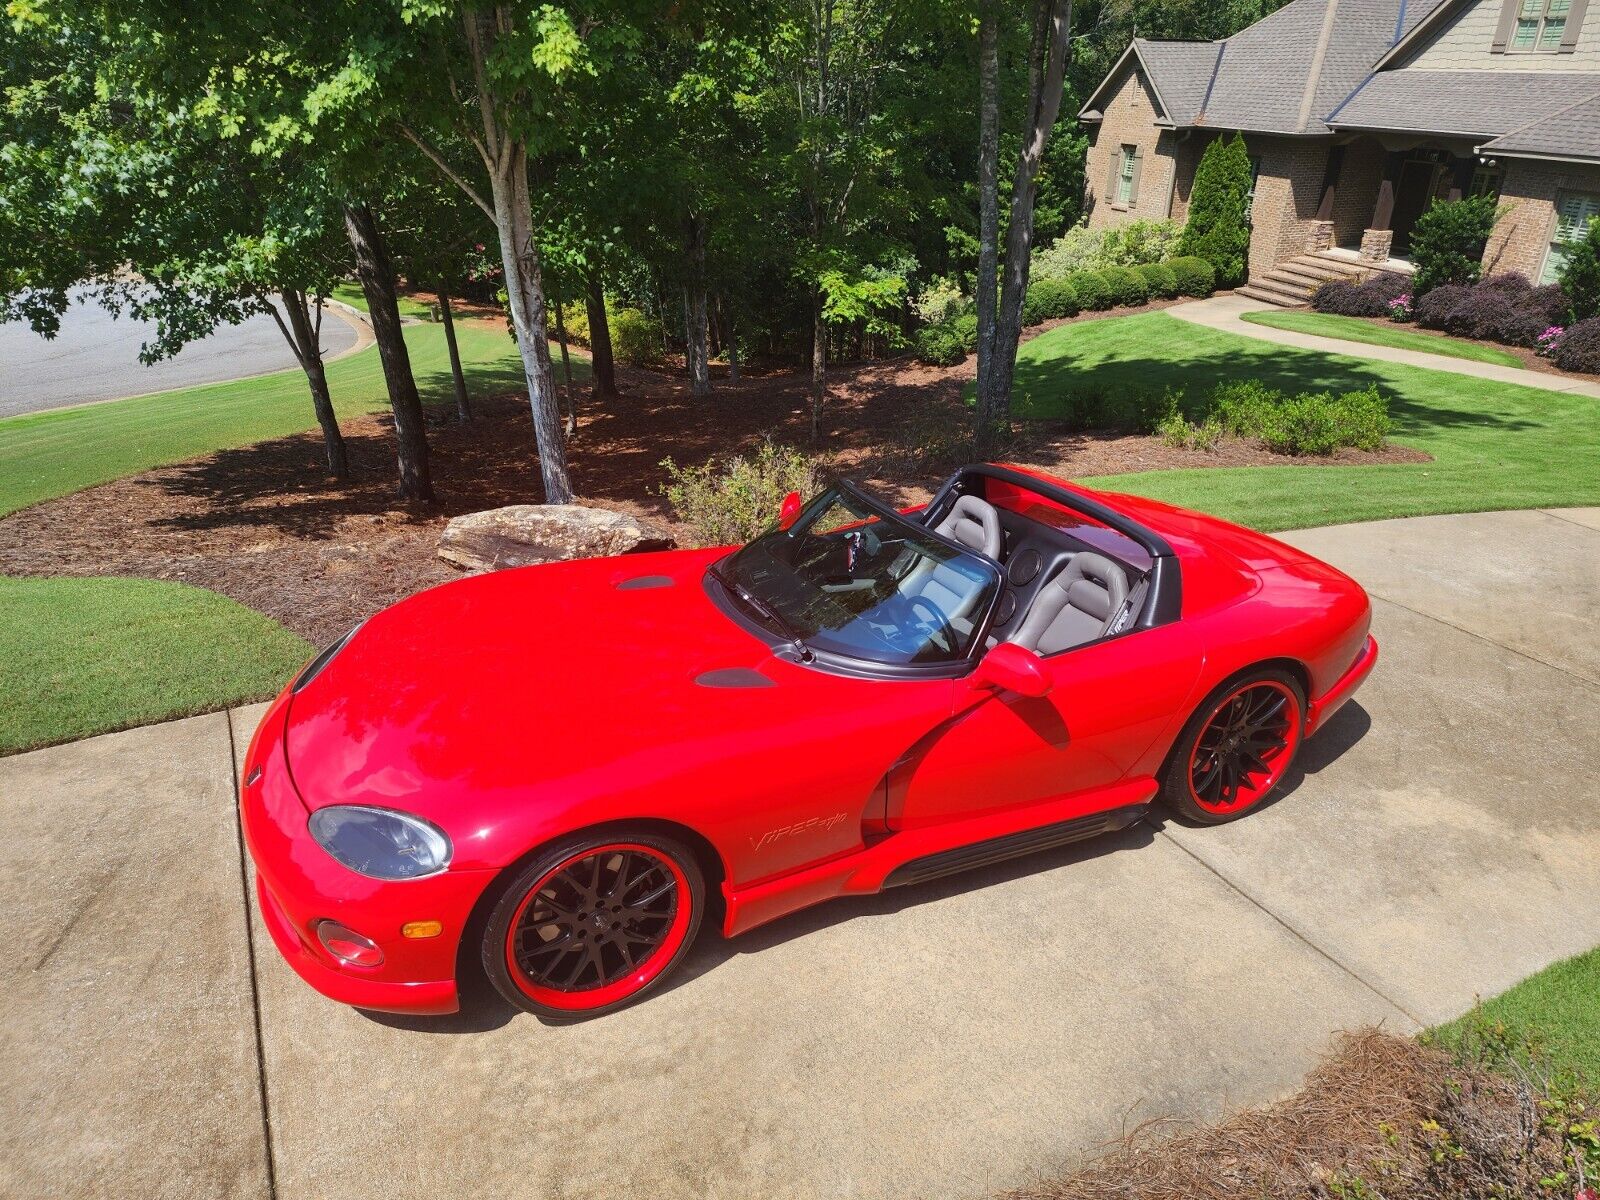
[707,480,1006,679]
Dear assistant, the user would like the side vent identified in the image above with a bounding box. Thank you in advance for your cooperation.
[694,667,775,689]
[616,575,674,590]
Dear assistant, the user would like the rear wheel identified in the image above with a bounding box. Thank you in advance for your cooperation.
[483,831,703,1020]
[1160,668,1305,825]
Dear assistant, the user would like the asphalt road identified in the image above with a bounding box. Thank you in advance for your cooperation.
[0,288,360,418]
[5,508,1599,1200]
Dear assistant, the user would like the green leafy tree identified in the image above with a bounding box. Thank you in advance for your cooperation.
[1409,193,1500,296]
[1557,217,1600,323]
[1177,133,1252,287]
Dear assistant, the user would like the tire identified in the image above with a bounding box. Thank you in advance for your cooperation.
[483,829,704,1020]
[1159,667,1306,825]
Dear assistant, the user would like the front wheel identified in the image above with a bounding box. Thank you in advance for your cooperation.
[483,831,704,1020]
[1159,668,1305,825]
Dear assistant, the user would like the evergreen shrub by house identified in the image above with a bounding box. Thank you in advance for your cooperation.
[1098,265,1149,307]
[1557,216,1600,322]
[1135,262,1178,298]
[1021,278,1080,325]
[1068,270,1112,310]
[1410,193,1500,296]
[1166,256,1216,297]
[1177,133,1252,287]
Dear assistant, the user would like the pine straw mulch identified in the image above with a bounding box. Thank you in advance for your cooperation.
[0,322,1426,646]
[1005,1028,1588,1200]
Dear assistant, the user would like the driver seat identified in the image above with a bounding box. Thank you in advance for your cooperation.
[1008,552,1129,655]
[900,495,1003,624]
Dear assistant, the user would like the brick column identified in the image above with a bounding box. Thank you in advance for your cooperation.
[1359,228,1394,262]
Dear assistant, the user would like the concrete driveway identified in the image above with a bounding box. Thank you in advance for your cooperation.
[4,508,1598,1200]
[0,287,362,418]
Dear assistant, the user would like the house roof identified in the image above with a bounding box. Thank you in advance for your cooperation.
[1326,70,1598,138]
[1477,91,1600,162]
[1079,0,1453,135]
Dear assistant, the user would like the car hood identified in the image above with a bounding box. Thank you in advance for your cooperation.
[282,547,799,826]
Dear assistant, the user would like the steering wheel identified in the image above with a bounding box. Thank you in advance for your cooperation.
[875,591,958,655]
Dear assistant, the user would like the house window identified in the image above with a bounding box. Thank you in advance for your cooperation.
[1541,191,1600,284]
[1116,146,1137,205]
[1511,0,1570,50]
[1245,155,1263,222]
[1469,164,1503,199]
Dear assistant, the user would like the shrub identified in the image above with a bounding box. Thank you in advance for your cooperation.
[952,312,980,353]
[1134,262,1178,299]
[610,307,659,365]
[1410,193,1500,295]
[1550,316,1600,374]
[1156,410,1222,451]
[914,322,966,366]
[1021,278,1080,325]
[1313,273,1409,318]
[1206,379,1389,455]
[1415,283,1470,329]
[1055,385,1182,432]
[1032,218,1179,281]
[659,441,823,546]
[1166,256,1216,298]
[911,276,969,326]
[1068,269,1112,311]
[1557,214,1600,321]
[1177,133,1252,287]
[1098,265,1149,307]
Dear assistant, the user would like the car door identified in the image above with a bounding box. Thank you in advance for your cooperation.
[886,622,1203,830]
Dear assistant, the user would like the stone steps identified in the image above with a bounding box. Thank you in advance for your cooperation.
[1238,254,1370,308]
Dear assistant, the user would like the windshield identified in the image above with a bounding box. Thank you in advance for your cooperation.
[716,485,1001,666]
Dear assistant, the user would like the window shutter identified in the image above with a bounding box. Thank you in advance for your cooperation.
[1560,0,1588,49]
[1491,0,1520,50]
[1129,148,1145,206]
[1105,152,1119,202]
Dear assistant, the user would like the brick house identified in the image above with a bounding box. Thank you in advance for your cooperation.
[1078,0,1600,303]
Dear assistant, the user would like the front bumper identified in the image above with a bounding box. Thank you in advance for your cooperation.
[239,689,494,1016]
[1306,634,1378,736]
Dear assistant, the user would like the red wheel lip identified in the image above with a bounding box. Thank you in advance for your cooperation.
[1186,680,1302,816]
[503,842,692,1013]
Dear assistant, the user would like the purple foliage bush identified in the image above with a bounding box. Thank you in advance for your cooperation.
[1311,273,1410,318]
[1550,317,1600,374]
[1412,275,1566,347]
[1414,284,1471,329]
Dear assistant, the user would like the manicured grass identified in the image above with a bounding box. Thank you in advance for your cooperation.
[1010,311,1600,531]
[0,576,313,756]
[1432,946,1600,1088]
[331,281,439,322]
[0,319,537,518]
[1241,309,1524,367]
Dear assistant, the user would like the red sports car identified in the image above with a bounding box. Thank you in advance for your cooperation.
[241,463,1376,1020]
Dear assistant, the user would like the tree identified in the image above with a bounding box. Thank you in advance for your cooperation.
[1410,193,1501,296]
[973,0,1076,443]
[1557,218,1600,323]
[1177,133,1253,288]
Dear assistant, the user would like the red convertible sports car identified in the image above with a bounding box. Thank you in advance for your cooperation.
[241,463,1376,1020]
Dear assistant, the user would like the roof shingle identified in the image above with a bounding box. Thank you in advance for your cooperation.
[1326,70,1597,138]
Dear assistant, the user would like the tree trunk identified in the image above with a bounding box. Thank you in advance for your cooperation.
[684,217,712,399]
[973,0,1002,449]
[725,300,740,382]
[484,145,573,503]
[438,288,470,422]
[585,278,617,399]
[553,298,576,436]
[983,0,1075,426]
[810,291,826,441]
[279,289,348,479]
[343,202,434,503]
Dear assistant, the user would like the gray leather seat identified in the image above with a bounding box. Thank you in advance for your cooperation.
[931,494,1002,559]
[1008,552,1129,655]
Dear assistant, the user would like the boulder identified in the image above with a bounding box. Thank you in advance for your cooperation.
[437,504,676,572]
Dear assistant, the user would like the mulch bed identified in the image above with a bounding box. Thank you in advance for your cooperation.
[1005,1028,1576,1200]
[0,318,1428,646]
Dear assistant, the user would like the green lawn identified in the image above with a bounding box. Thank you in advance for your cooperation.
[0,318,532,518]
[0,576,313,756]
[1241,309,1524,367]
[1432,946,1600,1088]
[330,281,439,322]
[1011,311,1600,531]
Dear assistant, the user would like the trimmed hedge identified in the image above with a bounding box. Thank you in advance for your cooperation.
[1414,273,1568,347]
[1551,317,1600,374]
[1167,256,1216,298]
[1098,265,1149,307]
[1021,278,1081,326]
[1312,273,1410,319]
[1068,270,1112,311]
[1135,262,1178,299]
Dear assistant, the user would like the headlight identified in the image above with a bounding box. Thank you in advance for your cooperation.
[308,806,452,880]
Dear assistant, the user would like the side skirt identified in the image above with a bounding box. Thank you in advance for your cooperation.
[881,803,1149,890]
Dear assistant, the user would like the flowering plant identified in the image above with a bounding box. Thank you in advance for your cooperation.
[1536,325,1566,356]
[1387,293,1413,321]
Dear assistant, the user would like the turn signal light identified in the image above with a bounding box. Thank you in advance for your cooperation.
[315,920,384,968]
[401,920,443,939]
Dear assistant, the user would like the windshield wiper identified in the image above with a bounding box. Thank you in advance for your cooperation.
[708,558,815,663]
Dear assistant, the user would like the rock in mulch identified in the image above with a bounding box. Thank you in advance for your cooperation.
[437,504,676,572]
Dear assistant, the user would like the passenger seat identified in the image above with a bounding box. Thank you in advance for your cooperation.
[1007,552,1129,655]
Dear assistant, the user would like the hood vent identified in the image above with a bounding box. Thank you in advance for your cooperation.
[616,575,674,590]
[694,667,775,689]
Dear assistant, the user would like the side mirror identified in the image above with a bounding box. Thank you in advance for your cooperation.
[970,642,1052,699]
[778,490,803,530]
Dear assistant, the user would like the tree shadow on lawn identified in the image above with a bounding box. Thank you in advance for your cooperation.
[1011,342,1541,439]
[391,700,1373,1035]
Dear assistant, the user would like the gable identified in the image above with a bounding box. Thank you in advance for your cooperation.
[1380,0,1600,67]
